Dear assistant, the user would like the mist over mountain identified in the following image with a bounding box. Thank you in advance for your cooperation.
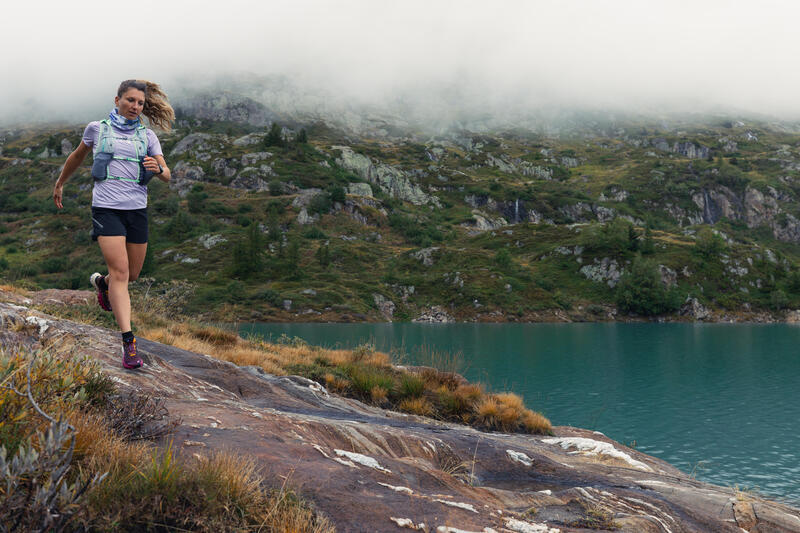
[3,1,800,130]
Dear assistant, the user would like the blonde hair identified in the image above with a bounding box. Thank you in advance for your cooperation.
[117,79,175,131]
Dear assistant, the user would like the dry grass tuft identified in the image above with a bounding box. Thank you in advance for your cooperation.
[370,385,389,405]
[398,397,434,417]
[475,396,500,428]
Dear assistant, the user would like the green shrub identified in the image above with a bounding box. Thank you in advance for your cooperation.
[304,227,327,239]
[42,256,67,274]
[309,192,332,215]
[268,180,283,196]
[346,365,395,401]
[771,289,788,310]
[616,256,682,316]
[694,227,726,259]
[399,374,425,398]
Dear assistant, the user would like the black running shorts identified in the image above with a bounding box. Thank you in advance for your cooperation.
[90,207,149,244]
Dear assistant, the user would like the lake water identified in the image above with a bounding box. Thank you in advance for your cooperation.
[239,322,800,503]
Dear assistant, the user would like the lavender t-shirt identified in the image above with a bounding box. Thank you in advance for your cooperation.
[82,121,163,210]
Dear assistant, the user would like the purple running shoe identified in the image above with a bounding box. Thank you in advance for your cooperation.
[122,338,143,369]
[90,273,112,312]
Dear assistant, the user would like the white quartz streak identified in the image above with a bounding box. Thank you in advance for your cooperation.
[334,449,391,473]
[542,437,653,472]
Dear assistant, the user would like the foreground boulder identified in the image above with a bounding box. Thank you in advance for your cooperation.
[2,292,800,532]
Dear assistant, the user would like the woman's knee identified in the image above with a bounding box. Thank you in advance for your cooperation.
[128,272,140,282]
[108,266,130,283]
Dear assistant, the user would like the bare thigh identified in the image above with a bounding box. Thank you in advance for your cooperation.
[97,236,129,279]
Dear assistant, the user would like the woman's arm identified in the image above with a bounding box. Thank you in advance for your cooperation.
[143,154,171,182]
[53,142,91,209]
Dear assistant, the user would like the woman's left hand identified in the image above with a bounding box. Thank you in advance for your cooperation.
[143,155,170,181]
[142,156,161,173]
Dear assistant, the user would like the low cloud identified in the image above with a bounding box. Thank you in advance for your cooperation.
[2,0,799,126]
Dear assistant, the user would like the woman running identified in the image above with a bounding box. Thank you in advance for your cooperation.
[53,79,174,369]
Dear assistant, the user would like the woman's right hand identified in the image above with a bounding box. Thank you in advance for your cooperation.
[53,182,63,209]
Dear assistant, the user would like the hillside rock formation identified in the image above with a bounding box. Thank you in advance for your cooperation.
[2,291,800,532]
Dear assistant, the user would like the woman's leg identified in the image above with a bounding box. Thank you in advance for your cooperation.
[97,235,131,332]
[126,242,148,281]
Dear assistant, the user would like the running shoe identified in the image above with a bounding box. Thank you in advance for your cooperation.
[90,272,112,312]
[122,337,143,369]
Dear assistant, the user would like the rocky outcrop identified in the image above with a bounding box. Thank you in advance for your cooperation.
[333,146,440,207]
[3,293,800,532]
[580,257,623,288]
[673,141,711,159]
[170,133,216,157]
[691,186,800,243]
[410,246,440,267]
[229,172,270,192]
[347,182,373,197]
[372,293,395,320]
[169,161,206,197]
[412,306,455,323]
[680,297,711,321]
[175,92,277,127]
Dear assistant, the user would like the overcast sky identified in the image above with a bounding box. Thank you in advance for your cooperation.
[2,0,800,125]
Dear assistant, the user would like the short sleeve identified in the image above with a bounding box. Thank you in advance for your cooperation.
[146,130,163,156]
[82,121,100,149]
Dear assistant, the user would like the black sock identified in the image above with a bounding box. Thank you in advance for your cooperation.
[122,331,135,343]
[98,275,109,291]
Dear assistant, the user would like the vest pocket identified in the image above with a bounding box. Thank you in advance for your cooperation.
[91,152,113,180]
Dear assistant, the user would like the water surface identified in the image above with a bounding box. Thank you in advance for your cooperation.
[240,322,800,502]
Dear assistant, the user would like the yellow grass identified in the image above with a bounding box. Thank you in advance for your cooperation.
[138,322,390,376]
[398,397,434,417]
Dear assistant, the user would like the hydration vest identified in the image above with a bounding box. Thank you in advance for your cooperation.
[90,119,155,185]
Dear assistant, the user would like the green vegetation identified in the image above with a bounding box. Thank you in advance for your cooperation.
[2,116,800,321]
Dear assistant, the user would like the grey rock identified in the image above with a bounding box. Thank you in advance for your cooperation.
[171,133,215,156]
[681,297,710,320]
[463,210,507,232]
[599,189,628,202]
[292,188,323,208]
[198,234,227,249]
[347,183,373,197]
[60,138,73,156]
[673,142,710,159]
[651,138,670,151]
[169,161,206,196]
[519,163,553,179]
[229,173,270,192]
[175,92,276,126]
[372,294,395,320]
[333,145,440,206]
[580,258,623,288]
[301,289,317,296]
[211,158,237,179]
[233,133,266,146]
[659,265,677,288]
[486,153,517,174]
[282,299,292,311]
[241,151,273,166]
[412,306,455,323]
[296,208,318,225]
[410,247,440,267]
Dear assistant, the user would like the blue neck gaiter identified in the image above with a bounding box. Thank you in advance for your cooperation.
[108,108,141,131]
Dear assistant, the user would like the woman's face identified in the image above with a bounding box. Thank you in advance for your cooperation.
[115,88,146,120]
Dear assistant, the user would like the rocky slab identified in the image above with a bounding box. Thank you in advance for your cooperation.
[2,293,800,532]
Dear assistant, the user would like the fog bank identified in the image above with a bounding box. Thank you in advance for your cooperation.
[3,0,800,126]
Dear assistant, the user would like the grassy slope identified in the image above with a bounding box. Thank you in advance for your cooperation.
[2,117,800,321]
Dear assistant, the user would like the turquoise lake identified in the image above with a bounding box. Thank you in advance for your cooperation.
[239,322,800,503]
